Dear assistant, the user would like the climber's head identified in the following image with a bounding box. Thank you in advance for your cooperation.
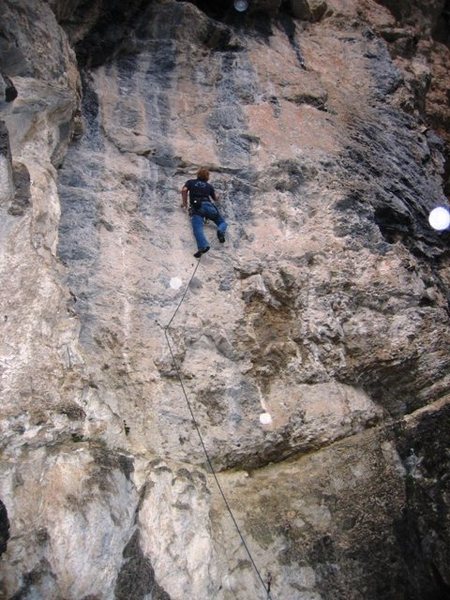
[197,167,210,181]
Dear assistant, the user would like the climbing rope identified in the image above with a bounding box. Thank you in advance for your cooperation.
[163,256,273,599]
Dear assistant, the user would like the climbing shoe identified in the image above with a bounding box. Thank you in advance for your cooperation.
[194,246,209,258]
[217,231,225,243]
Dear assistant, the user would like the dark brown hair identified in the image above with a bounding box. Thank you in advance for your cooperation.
[197,167,210,181]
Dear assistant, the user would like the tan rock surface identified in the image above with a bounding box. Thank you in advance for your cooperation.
[0,0,449,598]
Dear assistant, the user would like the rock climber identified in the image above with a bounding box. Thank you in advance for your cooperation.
[181,167,228,258]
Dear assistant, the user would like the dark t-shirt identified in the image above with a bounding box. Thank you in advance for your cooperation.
[185,179,216,207]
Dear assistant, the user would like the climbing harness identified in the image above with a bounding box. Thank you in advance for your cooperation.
[163,255,273,600]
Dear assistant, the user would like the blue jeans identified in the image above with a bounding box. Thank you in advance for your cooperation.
[191,202,227,250]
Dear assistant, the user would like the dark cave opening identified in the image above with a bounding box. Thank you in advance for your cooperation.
[66,0,302,68]
[72,0,148,67]
[177,0,294,25]
[179,0,236,20]
[178,0,245,21]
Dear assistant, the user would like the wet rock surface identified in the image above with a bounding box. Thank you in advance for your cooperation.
[0,0,449,598]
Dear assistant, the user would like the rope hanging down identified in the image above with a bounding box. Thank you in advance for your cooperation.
[163,256,273,600]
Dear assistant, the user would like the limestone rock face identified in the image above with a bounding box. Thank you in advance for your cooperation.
[0,0,449,599]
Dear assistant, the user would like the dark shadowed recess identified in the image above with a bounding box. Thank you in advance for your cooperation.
[59,0,150,67]
[374,0,450,44]
[178,0,275,20]
[0,499,9,557]
[180,0,298,36]
[393,403,450,600]
[180,0,237,20]
[114,531,171,600]
[432,0,450,44]
[58,0,282,67]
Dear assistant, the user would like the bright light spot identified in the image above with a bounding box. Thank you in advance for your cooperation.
[170,277,182,290]
[428,207,450,231]
[234,0,249,12]
[259,412,272,425]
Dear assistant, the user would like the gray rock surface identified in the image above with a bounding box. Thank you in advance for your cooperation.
[0,0,449,599]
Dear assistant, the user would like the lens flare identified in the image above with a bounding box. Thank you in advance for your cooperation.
[259,412,272,425]
[169,277,182,290]
[234,0,249,12]
[428,207,450,231]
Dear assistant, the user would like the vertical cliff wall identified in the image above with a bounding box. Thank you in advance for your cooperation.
[0,1,449,599]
